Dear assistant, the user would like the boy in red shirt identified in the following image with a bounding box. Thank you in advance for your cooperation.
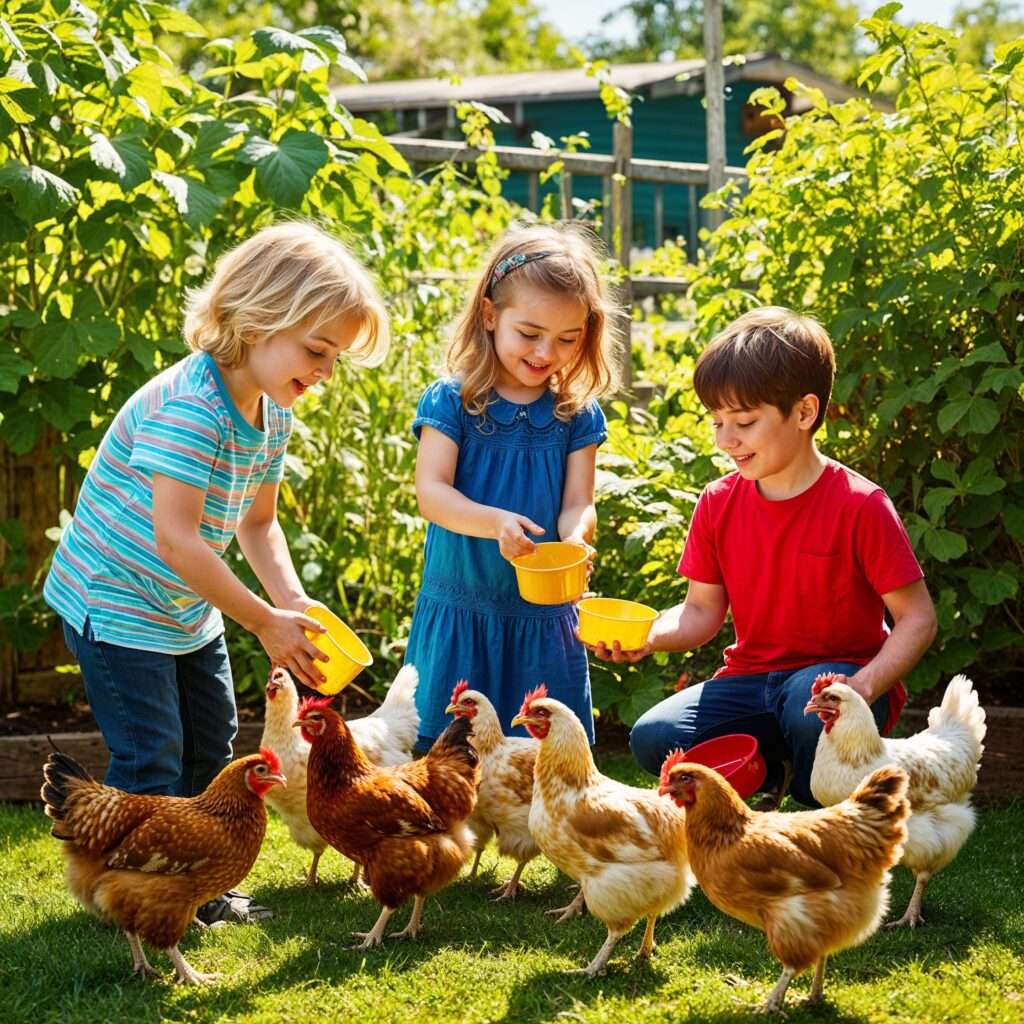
[591,306,937,806]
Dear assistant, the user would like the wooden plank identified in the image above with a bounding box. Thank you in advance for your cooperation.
[703,0,726,232]
[527,171,539,213]
[387,137,745,186]
[612,122,634,391]
[632,276,690,297]
[688,185,699,259]
[653,184,664,247]
[560,169,573,219]
[0,724,266,803]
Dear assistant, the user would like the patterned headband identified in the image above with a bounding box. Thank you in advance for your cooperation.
[488,250,554,293]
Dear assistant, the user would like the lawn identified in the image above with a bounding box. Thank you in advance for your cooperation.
[1,755,1021,1024]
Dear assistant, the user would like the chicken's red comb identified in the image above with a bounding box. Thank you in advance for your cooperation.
[659,748,689,788]
[519,683,549,715]
[450,679,470,704]
[297,694,334,717]
[812,673,841,696]
[258,747,282,774]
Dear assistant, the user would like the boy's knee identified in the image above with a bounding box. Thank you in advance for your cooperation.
[629,714,673,776]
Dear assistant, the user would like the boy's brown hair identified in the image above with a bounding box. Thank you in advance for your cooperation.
[693,306,836,431]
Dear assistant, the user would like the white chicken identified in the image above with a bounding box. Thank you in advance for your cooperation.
[511,684,694,977]
[444,680,540,900]
[806,672,985,927]
[260,663,420,884]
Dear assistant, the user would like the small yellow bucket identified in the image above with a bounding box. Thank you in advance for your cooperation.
[303,605,373,695]
[512,542,589,605]
[578,597,658,651]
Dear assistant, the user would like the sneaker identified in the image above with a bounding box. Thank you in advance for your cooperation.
[195,890,273,927]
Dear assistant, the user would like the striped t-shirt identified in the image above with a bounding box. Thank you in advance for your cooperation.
[44,352,292,654]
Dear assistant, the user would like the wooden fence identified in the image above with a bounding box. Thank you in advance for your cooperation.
[388,128,747,386]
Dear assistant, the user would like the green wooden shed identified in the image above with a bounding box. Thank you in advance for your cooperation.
[333,53,869,250]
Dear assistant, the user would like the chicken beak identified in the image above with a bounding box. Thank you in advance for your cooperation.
[510,713,527,728]
[444,702,457,715]
[803,698,821,716]
[268,772,287,788]
[291,718,304,729]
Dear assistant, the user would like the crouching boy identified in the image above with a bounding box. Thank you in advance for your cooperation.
[589,307,937,806]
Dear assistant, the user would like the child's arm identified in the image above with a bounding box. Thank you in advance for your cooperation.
[234,481,310,611]
[558,445,597,548]
[585,580,728,663]
[416,425,544,559]
[832,579,937,703]
[152,474,328,688]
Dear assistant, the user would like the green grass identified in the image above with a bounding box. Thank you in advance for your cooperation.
[2,755,1021,1024]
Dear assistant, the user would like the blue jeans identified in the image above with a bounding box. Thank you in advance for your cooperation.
[61,617,237,796]
[629,661,894,807]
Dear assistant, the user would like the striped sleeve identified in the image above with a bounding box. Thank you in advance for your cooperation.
[129,396,224,490]
[264,406,293,484]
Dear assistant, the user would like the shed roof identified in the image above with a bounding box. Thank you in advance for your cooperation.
[332,53,872,112]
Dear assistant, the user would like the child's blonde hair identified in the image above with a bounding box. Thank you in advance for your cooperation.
[184,221,390,369]
[446,221,621,420]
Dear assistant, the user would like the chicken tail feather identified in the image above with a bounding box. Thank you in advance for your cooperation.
[40,751,96,839]
[927,674,986,752]
[428,714,479,769]
[849,765,911,863]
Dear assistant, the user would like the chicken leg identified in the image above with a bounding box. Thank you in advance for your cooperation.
[807,957,826,1003]
[888,871,930,927]
[759,966,796,1013]
[166,944,222,985]
[125,932,158,978]
[306,849,323,886]
[351,905,394,948]
[491,861,527,901]
[390,894,426,940]
[636,916,657,958]
[547,888,586,923]
[568,926,624,978]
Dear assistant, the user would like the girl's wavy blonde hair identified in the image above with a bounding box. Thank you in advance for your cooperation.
[184,221,389,369]
[446,221,622,420]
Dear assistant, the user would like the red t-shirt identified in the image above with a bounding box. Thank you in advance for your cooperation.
[679,460,923,731]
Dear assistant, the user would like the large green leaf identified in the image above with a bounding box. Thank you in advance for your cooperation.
[153,170,223,227]
[87,130,151,189]
[0,408,42,455]
[39,381,94,430]
[252,27,321,57]
[923,527,968,562]
[31,320,79,378]
[0,351,31,393]
[240,130,328,208]
[0,161,78,222]
[965,569,1018,605]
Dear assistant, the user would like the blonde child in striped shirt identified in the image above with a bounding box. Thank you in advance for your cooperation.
[43,223,388,922]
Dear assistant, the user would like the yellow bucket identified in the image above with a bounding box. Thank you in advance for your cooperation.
[303,605,373,695]
[578,597,658,651]
[512,542,589,605]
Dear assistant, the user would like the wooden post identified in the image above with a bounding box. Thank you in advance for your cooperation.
[527,171,539,213]
[611,121,633,390]
[703,0,726,232]
[654,184,664,247]
[688,184,699,259]
[560,168,573,219]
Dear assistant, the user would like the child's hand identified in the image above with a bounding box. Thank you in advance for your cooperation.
[496,511,545,561]
[580,636,653,663]
[564,536,597,583]
[255,608,329,689]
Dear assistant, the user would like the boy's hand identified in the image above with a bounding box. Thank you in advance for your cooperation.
[580,636,653,663]
[496,511,545,561]
[255,608,329,689]
[830,671,876,705]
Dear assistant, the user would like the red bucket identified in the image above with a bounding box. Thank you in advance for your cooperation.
[680,733,767,799]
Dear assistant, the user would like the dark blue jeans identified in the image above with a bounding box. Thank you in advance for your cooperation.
[61,617,237,796]
[629,661,894,807]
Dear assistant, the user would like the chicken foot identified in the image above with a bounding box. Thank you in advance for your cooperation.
[351,905,394,949]
[807,957,826,1003]
[636,916,657,959]
[166,944,222,985]
[306,849,323,886]
[758,966,796,1013]
[491,861,528,901]
[568,926,624,978]
[125,932,158,978]
[390,894,426,940]
[888,871,930,928]
[547,888,586,923]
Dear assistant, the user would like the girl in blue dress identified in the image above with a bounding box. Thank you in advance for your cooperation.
[405,222,621,747]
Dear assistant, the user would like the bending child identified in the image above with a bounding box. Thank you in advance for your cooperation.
[589,306,936,807]
[43,222,389,921]
[406,222,620,749]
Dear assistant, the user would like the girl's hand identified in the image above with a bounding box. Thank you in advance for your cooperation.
[255,607,329,689]
[564,536,597,583]
[496,511,545,561]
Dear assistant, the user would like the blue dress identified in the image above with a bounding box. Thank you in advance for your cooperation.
[405,378,608,745]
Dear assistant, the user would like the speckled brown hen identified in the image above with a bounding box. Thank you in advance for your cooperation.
[512,685,693,977]
[40,748,284,984]
[296,695,479,947]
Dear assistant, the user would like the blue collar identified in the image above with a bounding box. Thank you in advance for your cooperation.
[486,388,557,427]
